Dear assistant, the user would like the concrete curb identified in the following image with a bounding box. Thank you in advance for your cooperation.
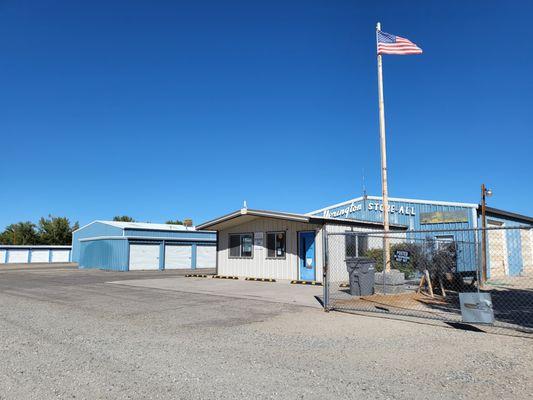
[244,277,276,282]
[212,275,239,280]
[290,280,322,286]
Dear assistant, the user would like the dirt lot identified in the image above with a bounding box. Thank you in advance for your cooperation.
[0,265,531,399]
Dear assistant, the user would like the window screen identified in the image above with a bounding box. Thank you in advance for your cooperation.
[266,232,286,258]
[345,235,357,258]
[345,233,368,258]
[358,234,368,256]
[229,234,241,257]
[229,233,253,258]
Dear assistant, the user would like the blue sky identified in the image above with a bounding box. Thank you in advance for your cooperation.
[0,0,532,229]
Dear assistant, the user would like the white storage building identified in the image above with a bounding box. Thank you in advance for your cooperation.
[0,245,71,264]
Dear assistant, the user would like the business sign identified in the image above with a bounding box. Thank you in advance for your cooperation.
[323,202,363,218]
[420,210,469,224]
[393,250,410,263]
[367,202,416,216]
[323,201,415,218]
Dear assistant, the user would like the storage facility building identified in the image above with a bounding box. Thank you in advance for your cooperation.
[197,195,532,282]
[309,195,533,278]
[72,221,216,271]
[196,208,405,282]
[0,245,71,264]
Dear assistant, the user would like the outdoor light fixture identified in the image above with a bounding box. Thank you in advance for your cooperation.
[485,188,493,197]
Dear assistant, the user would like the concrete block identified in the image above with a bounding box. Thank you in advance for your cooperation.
[374,283,405,294]
[374,270,405,285]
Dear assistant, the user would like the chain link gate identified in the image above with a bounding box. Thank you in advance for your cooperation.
[323,227,533,336]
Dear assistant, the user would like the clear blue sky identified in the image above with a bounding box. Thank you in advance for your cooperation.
[1,0,532,229]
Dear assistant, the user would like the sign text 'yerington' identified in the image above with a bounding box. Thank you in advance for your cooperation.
[324,201,416,218]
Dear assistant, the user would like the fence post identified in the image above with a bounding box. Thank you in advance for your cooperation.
[322,227,329,312]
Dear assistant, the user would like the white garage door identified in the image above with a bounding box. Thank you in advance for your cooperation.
[196,245,216,269]
[164,245,192,269]
[0,250,6,263]
[8,250,29,263]
[129,244,160,271]
[51,250,70,263]
[31,250,49,263]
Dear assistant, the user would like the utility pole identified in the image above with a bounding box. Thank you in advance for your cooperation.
[480,184,492,284]
[376,22,391,272]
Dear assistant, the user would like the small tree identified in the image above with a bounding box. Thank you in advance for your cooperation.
[113,216,135,222]
[1,222,39,245]
[165,219,184,225]
[38,215,79,245]
[0,230,11,244]
[364,242,426,279]
[363,237,457,282]
[430,241,457,276]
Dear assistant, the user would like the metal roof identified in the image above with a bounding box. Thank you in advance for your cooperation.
[482,206,533,225]
[196,208,406,231]
[73,220,196,233]
[100,221,195,231]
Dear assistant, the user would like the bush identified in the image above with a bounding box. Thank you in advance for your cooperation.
[362,238,457,280]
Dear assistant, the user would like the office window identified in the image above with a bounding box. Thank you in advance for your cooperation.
[266,232,286,258]
[435,235,454,251]
[345,233,368,258]
[229,233,253,258]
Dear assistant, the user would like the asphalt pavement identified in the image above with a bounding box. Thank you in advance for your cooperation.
[0,265,531,399]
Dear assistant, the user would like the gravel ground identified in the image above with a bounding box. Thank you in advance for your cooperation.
[0,265,531,399]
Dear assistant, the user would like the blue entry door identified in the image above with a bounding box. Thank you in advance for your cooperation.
[299,231,316,281]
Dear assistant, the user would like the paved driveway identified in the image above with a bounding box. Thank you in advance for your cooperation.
[110,277,324,308]
[0,265,531,400]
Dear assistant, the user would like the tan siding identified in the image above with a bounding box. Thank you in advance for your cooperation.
[217,217,322,281]
[520,229,533,275]
[488,224,508,278]
[217,218,398,282]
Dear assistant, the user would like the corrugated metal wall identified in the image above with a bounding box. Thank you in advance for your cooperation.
[0,246,71,264]
[124,229,216,241]
[314,197,476,231]
[72,222,216,269]
[216,220,396,282]
[313,198,479,272]
[217,217,323,281]
[314,197,532,277]
[521,229,533,275]
[485,214,531,277]
[71,222,124,263]
[78,239,129,271]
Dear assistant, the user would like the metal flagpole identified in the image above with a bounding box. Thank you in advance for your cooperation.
[376,22,391,272]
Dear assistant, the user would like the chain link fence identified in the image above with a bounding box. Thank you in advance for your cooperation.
[323,227,533,335]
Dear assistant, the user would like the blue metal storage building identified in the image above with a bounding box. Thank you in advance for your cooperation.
[72,221,216,271]
[0,245,72,264]
[309,196,533,277]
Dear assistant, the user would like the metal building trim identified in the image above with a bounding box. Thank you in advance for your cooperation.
[79,236,216,242]
[308,195,479,215]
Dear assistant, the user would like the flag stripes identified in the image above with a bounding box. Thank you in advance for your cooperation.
[377,30,423,55]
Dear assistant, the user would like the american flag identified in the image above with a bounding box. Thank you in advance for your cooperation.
[377,30,422,55]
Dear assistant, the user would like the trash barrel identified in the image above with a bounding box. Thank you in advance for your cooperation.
[346,258,376,296]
